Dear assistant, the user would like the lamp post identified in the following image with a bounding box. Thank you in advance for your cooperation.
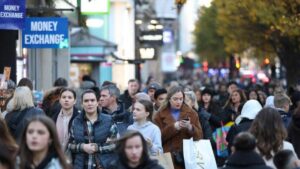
[175,0,187,13]
[174,0,187,59]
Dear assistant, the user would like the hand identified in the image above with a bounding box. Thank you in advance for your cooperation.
[146,138,153,148]
[174,121,181,130]
[83,143,97,154]
[106,137,115,143]
[179,119,193,131]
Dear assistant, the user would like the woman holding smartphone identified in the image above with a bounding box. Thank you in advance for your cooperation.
[154,86,202,169]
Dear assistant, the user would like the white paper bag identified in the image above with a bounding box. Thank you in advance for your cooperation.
[183,138,218,169]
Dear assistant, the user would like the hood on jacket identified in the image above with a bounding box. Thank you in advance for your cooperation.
[264,96,275,108]
[235,100,262,124]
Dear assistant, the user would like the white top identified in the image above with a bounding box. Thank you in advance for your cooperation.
[257,141,297,169]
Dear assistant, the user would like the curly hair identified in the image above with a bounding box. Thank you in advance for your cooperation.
[249,107,287,160]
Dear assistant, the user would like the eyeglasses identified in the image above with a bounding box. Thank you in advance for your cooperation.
[171,97,184,102]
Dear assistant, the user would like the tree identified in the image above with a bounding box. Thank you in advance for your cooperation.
[193,3,227,67]
[214,0,300,85]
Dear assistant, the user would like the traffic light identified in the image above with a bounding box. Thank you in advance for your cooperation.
[203,61,208,72]
[235,57,240,69]
[264,58,270,65]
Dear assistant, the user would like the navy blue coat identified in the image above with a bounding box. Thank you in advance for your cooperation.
[69,111,116,169]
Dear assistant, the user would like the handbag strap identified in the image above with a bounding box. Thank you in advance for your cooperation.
[83,119,104,169]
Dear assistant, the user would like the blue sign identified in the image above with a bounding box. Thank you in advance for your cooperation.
[0,0,26,30]
[22,17,69,48]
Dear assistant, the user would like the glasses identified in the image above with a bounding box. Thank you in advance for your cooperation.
[171,97,184,102]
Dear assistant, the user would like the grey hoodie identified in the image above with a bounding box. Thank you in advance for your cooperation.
[127,121,163,155]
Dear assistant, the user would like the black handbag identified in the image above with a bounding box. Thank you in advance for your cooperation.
[172,151,184,165]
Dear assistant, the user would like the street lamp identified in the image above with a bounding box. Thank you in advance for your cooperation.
[175,0,187,12]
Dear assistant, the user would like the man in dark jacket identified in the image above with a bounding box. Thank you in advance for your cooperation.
[100,84,133,136]
[222,132,272,169]
[119,79,140,110]
[274,93,292,128]
[288,108,300,158]
[273,150,300,169]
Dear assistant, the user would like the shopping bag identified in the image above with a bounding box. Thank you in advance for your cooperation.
[183,138,218,169]
[212,123,231,157]
[151,152,175,169]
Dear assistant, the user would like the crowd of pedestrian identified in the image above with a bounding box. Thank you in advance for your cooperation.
[0,76,300,169]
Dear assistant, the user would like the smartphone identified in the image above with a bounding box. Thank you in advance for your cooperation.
[182,116,189,121]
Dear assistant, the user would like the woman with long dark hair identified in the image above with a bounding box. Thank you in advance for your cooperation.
[109,130,163,169]
[17,116,69,169]
[52,88,79,150]
[223,89,247,122]
[249,107,296,168]
[198,88,224,131]
[0,118,18,160]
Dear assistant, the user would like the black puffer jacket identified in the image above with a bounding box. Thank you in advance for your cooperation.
[109,158,164,169]
[226,118,253,154]
[5,106,45,139]
[222,151,272,169]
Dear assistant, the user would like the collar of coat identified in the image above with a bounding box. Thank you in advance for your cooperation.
[158,103,197,122]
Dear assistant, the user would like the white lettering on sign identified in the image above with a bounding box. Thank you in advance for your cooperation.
[24,34,65,45]
[4,5,20,11]
[0,12,23,18]
[139,48,155,59]
[31,21,58,31]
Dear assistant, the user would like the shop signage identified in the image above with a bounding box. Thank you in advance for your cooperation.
[139,30,163,45]
[0,0,26,30]
[139,47,156,60]
[81,0,110,15]
[22,17,69,48]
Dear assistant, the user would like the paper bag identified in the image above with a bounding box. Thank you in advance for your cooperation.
[151,152,175,169]
[183,138,218,169]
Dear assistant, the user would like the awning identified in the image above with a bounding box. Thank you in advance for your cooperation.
[70,28,117,62]
[71,28,117,49]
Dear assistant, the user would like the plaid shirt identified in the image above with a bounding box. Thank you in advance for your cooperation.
[68,114,118,169]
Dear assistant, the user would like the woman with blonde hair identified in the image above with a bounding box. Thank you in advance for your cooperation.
[5,86,44,139]
[154,86,202,169]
